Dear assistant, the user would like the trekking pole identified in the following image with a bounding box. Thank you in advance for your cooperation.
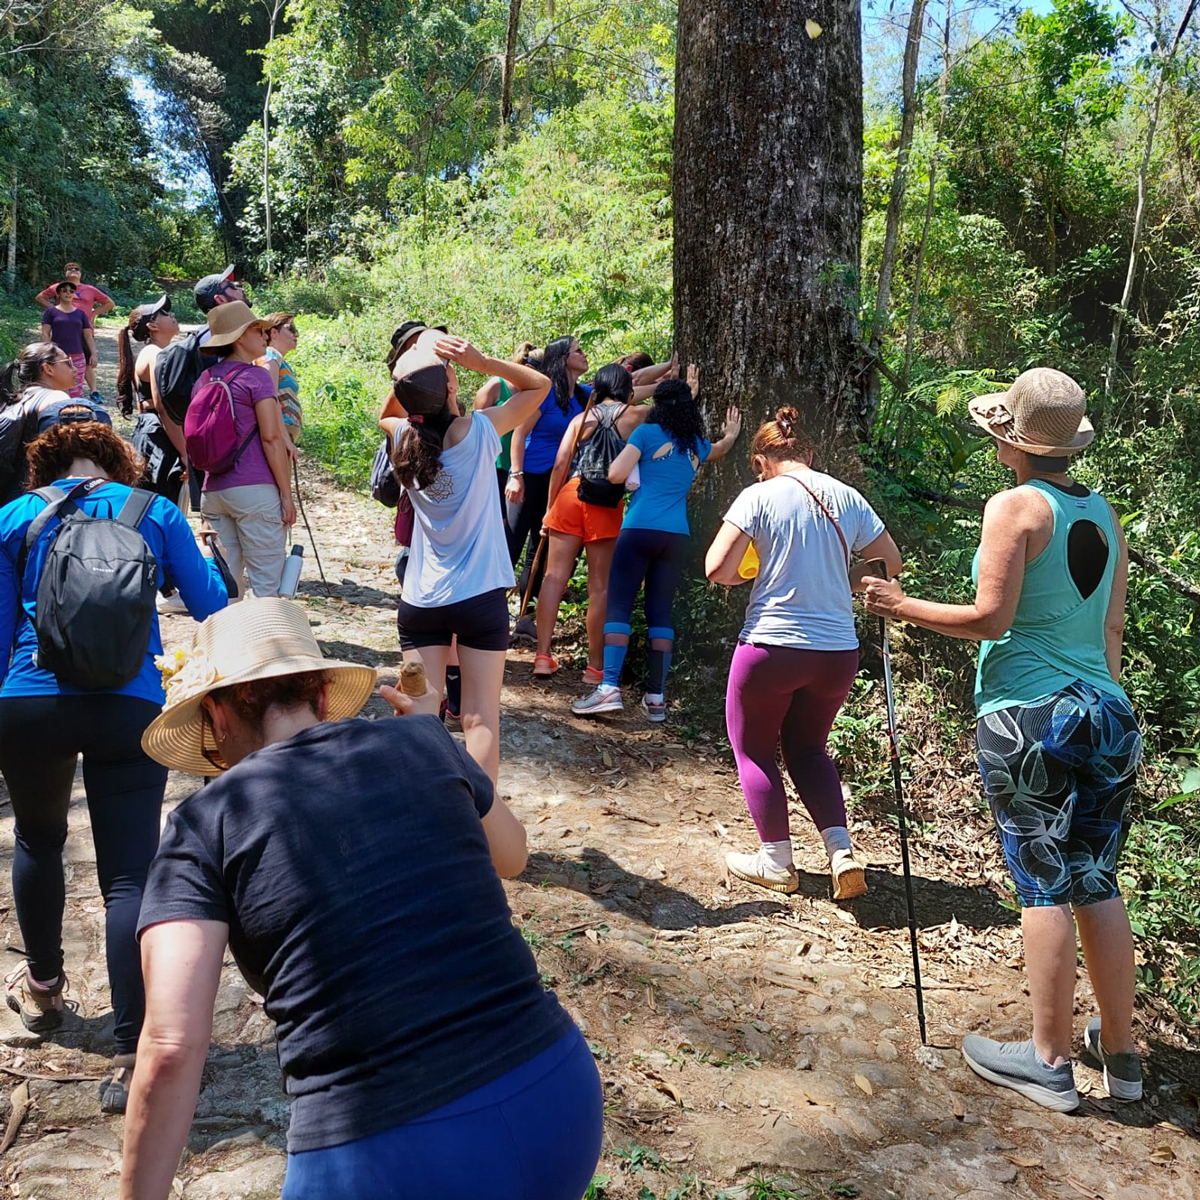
[876,565,928,1045]
[292,457,329,592]
[516,393,597,621]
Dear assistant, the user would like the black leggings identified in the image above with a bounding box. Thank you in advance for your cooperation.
[0,695,167,1055]
[505,469,553,610]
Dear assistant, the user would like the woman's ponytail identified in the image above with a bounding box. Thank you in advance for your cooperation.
[391,413,455,490]
[116,322,136,413]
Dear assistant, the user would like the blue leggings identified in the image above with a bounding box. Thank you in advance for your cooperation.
[602,527,687,692]
[281,1028,604,1200]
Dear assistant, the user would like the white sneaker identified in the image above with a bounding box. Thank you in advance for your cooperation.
[829,848,867,900]
[156,592,189,615]
[725,849,799,894]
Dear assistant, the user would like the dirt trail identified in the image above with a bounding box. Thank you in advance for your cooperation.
[0,329,1196,1199]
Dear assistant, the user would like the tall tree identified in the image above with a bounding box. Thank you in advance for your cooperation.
[674,0,865,479]
[867,0,929,419]
[1104,0,1199,397]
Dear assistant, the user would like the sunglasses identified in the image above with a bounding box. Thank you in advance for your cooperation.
[200,711,229,772]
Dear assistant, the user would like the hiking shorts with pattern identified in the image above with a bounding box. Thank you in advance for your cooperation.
[976,681,1141,908]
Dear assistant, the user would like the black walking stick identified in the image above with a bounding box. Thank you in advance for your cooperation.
[292,457,329,591]
[876,566,928,1045]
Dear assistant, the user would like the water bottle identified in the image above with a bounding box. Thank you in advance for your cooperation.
[279,544,304,597]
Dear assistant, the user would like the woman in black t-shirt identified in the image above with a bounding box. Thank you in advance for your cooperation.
[121,599,602,1200]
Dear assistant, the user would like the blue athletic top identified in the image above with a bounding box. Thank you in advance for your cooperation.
[0,479,229,701]
[622,424,712,536]
[522,383,590,474]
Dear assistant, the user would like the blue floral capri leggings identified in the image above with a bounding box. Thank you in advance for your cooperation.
[976,681,1142,908]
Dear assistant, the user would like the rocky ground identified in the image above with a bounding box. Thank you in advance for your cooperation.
[0,329,1195,1199]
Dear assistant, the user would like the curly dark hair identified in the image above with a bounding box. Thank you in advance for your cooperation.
[644,378,705,458]
[209,670,329,736]
[27,422,145,490]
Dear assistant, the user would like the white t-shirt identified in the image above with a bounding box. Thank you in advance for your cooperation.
[723,470,885,650]
[403,412,515,607]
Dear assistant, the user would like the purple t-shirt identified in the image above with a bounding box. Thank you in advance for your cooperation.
[41,306,91,357]
[198,361,279,492]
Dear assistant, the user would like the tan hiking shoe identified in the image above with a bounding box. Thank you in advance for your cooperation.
[725,849,799,894]
[4,961,65,1033]
[830,848,867,900]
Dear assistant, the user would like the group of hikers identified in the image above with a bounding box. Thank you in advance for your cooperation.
[0,262,1146,1198]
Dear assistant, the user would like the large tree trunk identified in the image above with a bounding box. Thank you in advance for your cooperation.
[867,0,928,424]
[674,0,865,505]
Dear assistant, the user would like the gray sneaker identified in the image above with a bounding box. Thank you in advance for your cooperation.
[1083,1019,1142,1101]
[961,1035,1079,1112]
[572,685,623,716]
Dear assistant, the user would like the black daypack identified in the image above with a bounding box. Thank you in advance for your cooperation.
[20,480,158,690]
[370,433,401,508]
[575,404,627,508]
[0,399,39,502]
[152,330,207,426]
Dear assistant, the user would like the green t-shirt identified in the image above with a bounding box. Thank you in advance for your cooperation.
[495,380,513,471]
[974,480,1128,717]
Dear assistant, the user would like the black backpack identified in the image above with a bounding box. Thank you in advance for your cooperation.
[0,399,39,502]
[152,330,207,426]
[20,480,158,690]
[370,433,401,507]
[575,404,627,508]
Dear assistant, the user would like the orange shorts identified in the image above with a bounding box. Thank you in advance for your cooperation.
[543,477,623,543]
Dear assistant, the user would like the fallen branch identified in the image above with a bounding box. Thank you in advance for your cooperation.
[0,1065,104,1083]
[601,806,660,827]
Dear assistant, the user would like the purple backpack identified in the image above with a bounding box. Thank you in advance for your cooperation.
[184,363,259,474]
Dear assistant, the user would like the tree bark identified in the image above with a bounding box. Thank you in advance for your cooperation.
[674,0,865,502]
[500,0,522,148]
[867,0,928,424]
[1104,0,1199,398]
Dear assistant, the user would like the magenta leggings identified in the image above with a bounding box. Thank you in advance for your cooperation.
[725,641,859,843]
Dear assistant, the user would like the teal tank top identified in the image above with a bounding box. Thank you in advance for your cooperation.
[973,480,1128,717]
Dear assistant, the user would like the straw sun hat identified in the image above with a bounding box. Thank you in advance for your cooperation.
[204,300,262,349]
[142,598,377,776]
[967,368,1094,456]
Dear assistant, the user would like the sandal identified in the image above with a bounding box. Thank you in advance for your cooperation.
[98,1053,137,1114]
[533,653,559,677]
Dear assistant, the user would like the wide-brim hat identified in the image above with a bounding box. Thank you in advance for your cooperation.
[967,368,1094,456]
[205,301,261,349]
[142,598,377,777]
[391,344,450,415]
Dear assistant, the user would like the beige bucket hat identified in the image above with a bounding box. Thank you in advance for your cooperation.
[142,598,377,776]
[967,368,1094,456]
[204,301,262,349]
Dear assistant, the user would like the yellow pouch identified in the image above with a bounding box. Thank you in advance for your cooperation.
[737,542,759,579]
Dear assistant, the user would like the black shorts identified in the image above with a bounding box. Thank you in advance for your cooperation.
[397,587,510,652]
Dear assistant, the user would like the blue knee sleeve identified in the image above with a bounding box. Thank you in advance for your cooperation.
[647,627,674,642]
[603,623,631,688]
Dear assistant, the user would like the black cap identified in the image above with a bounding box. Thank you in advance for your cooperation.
[194,266,236,313]
[392,348,449,415]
